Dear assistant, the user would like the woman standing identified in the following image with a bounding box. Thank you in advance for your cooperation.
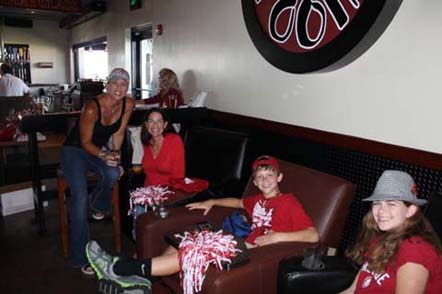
[143,68,184,108]
[62,68,134,275]
[341,170,442,294]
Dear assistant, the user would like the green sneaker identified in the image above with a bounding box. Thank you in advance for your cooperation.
[97,279,151,294]
[86,241,151,290]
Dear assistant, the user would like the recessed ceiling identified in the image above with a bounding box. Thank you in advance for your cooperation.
[0,6,78,22]
[0,2,106,29]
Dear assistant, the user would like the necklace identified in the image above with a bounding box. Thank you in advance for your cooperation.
[103,107,115,116]
[98,94,120,117]
[104,101,120,116]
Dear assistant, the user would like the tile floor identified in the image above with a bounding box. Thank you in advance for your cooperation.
[0,198,134,293]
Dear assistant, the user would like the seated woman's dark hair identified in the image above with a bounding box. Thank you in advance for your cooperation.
[140,107,175,145]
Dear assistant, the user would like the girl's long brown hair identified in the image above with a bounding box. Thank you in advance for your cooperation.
[346,204,441,273]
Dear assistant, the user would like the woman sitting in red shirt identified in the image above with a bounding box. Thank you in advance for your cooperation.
[132,107,185,239]
[140,107,185,185]
[144,68,184,108]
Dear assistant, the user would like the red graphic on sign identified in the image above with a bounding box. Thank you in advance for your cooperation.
[255,0,363,53]
[243,0,403,72]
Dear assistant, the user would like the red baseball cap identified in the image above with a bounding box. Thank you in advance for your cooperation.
[252,155,280,172]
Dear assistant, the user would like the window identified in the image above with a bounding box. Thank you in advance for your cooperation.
[73,37,107,81]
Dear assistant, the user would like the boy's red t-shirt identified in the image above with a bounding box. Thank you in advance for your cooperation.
[242,193,314,245]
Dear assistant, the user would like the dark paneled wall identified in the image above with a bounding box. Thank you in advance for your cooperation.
[207,110,442,252]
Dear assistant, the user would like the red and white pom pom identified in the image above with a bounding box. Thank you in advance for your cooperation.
[128,185,174,215]
[176,230,241,294]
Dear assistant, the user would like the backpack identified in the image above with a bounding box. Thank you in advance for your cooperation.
[222,210,252,239]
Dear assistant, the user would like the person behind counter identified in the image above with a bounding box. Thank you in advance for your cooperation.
[0,63,30,96]
[142,68,184,108]
[61,67,134,275]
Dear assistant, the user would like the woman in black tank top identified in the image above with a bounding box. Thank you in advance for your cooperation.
[61,68,134,274]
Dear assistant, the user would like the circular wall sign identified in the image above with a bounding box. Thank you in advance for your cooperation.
[242,0,403,73]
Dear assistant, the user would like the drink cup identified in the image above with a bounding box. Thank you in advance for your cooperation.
[110,150,121,165]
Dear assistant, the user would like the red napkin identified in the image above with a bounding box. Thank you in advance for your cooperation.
[169,177,209,193]
[0,121,18,141]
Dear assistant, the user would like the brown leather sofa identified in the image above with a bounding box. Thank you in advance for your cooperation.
[136,158,355,294]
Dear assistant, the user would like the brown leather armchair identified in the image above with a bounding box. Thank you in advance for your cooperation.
[136,159,355,294]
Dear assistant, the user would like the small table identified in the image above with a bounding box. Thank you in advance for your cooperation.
[0,133,66,186]
[20,112,80,233]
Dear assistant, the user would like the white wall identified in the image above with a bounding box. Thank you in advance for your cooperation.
[70,0,153,77]
[151,0,442,154]
[2,19,69,84]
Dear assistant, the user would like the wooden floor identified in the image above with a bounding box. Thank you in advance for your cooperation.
[0,197,135,293]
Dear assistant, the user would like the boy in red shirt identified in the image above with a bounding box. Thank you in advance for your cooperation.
[188,155,318,247]
[86,155,319,288]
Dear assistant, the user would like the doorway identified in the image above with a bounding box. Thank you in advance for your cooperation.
[131,24,153,100]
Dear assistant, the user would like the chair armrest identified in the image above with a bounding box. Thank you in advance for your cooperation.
[135,206,235,258]
[277,255,358,294]
[200,242,319,294]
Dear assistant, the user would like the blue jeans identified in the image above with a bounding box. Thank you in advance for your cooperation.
[61,145,120,268]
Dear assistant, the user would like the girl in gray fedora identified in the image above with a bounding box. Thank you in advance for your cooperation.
[341,170,441,294]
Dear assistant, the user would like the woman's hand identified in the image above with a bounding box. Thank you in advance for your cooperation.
[99,150,121,167]
[118,166,124,178]
[104,153,118,167]
[186,200,214,215]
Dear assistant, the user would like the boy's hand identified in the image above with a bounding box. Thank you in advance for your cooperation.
[186,200,214,215]
[254,230,281,246]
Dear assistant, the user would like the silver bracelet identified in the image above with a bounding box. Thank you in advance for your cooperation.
[98,150,108,160]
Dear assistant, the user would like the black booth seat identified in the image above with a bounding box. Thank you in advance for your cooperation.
[183,126,249,198]
[119,121,249,237]
[122,124,249,198]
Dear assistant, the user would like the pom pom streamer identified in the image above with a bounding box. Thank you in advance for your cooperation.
[128,185,174,215]
[177,230,242,294]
